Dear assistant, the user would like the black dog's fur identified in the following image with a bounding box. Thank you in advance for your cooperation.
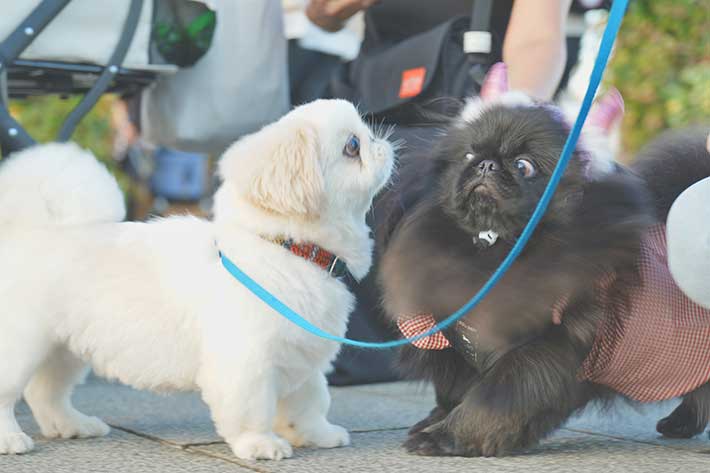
[377,103,710,456]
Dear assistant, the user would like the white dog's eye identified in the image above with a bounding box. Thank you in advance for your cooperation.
[465,152,475,161]
[344,134,361,159]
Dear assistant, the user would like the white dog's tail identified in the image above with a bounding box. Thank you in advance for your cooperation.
[0,142,126,226]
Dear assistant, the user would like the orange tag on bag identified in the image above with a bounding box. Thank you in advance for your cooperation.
[398,67,427,98]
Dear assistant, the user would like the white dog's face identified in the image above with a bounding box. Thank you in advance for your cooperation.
[220,99,394,223]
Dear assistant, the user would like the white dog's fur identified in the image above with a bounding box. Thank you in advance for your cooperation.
[0,142,126,225]
[0,99,393,460]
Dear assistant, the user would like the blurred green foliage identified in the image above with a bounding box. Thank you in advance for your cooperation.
[7,94,132,194]
[8,95,114,157]
[607,0,710,152]
[6,0,708,173]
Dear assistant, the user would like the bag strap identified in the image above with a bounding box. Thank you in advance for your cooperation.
[470,0,493,31]
[464,0,494,54]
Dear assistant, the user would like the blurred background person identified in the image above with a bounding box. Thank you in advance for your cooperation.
[283,0,365,105]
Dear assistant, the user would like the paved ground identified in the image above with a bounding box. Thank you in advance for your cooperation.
[5,377,710,472]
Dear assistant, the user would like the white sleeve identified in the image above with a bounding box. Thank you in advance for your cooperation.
[667,176,710,309]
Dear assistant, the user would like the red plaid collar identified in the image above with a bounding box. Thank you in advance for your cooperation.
[262,235,350,279]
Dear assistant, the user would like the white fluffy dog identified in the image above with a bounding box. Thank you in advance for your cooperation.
[0,99,394,460]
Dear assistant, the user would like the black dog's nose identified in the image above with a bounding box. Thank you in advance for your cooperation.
[478,160,500,174]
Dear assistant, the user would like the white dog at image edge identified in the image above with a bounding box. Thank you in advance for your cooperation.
[0,99,394,460]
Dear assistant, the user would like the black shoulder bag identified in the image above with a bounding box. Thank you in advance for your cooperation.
[329,0,495,125]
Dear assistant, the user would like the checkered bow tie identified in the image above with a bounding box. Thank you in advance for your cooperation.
[396,315,451,350]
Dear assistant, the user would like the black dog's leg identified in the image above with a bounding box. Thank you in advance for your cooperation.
[400,347,479,435]
[409,406,449,435]
[657,381,710,438]
[409,375,478,435]
[404,335,598,457]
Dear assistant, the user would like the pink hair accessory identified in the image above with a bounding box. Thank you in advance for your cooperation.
[480,62,509,101]
[587,88,624,132]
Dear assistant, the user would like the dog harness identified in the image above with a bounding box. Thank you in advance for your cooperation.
[398,224,710,402]
[261,235,351,279]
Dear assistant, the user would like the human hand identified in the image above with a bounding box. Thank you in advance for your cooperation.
[306,0,379,32]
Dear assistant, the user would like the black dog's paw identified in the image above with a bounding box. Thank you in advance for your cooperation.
[657,408,704,439]
[408,407,449,435]
[403,429,459,456]
[404,422,518,457]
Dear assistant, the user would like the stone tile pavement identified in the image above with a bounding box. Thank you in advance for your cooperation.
[4,378,710,472]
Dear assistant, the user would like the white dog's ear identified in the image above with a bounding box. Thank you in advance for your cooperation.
[221,118,324,218]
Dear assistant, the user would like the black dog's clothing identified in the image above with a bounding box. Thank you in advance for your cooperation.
[579,224,710,402]
[400,224,710,402]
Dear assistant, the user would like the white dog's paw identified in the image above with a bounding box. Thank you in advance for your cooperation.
[284,421,350,449]
[39,413,110,439]
[304,422,350,449]
[275,424,307,448]
[229,432,293,461]
[0,432,34,454]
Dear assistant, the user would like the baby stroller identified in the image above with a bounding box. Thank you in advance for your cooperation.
[1,0,288,211]
[0,0,225,213]
[0,0,211,153]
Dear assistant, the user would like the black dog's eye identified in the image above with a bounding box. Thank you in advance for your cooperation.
[514,158,536,179]
[344,134,360,158]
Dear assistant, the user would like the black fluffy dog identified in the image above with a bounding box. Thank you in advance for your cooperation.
[377,72,710,456]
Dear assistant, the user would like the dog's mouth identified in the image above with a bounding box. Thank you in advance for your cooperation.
[472,182,494,194]
[445,177,514,238]
[464,177,502,202]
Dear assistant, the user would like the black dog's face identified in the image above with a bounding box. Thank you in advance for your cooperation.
[440,105,586,240]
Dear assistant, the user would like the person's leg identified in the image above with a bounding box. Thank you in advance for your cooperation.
[288,40,342,106]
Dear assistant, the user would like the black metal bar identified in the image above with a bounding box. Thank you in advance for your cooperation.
[7,60,157,98]
[0,107,35,154]
[10,58,155,77]
[0,0,72,154]
[57,0,145,142]
[0,0,72,75]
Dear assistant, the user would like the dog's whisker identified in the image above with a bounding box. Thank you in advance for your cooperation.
[390,138,406,154]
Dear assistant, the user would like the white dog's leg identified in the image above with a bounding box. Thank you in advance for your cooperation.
[0,334,50,454]
[24,347,109,440]
[275,372,350,449]
[200,366,292,461]
[0,397,34,455]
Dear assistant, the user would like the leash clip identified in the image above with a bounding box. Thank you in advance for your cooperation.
[328,256,340,277]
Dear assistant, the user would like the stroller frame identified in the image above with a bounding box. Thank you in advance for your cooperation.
[0,0,148,155]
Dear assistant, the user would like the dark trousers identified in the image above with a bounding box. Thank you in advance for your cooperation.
[288,40,342,107]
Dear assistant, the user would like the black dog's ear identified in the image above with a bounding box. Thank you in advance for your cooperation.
[582,167,653,226]
[560,188,585,215]
[569,167,654,269]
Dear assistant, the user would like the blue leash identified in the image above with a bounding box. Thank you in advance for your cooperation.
[220,0,629,349]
